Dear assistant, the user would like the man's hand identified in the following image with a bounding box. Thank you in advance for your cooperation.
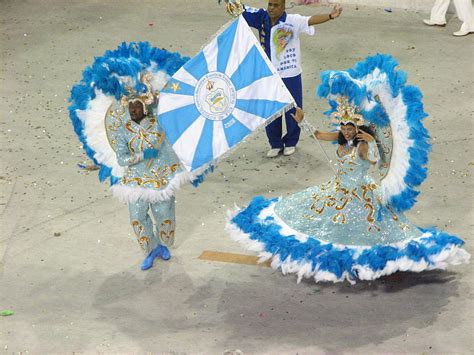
[219,0,244,17]
[290,107,305,123]
[330,5,343,19]
[309,4,343,26]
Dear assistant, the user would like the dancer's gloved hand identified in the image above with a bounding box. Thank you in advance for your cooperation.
[143,148,159,159]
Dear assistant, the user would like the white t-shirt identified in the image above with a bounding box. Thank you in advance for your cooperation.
[270,14,315,78]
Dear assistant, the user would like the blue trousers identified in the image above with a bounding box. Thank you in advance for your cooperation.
[265,74,303,149]
[128,197,176,254]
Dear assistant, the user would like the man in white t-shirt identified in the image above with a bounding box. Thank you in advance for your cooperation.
[240,0,342,157]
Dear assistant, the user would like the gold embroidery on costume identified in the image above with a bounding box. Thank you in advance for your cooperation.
[131,220,150,251]
[361,183,381,232]
[351,187,361,200]
[304,145,388,229]
[125,119,164,154]
[332,213,347,224]
[122,164,180,188]
[365,202,375,223]
[105,104,126,151]
[335,196,350,211]
[306,179,353,224]
[160,219,175,246]
[336,148,357,177]
[138,236,150,250]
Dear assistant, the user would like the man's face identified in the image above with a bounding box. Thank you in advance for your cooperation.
[129,100,145,122]
[267,0,285,21]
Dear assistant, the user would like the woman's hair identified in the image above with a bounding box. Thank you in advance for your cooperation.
[338,123,376,146]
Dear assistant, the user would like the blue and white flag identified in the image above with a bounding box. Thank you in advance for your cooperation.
[158,16,295,173]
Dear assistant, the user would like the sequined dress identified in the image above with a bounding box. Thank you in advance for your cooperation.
[274,147,421,247]
[227,146,470,283]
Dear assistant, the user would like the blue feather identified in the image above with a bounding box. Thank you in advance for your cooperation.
[68,42,190,184]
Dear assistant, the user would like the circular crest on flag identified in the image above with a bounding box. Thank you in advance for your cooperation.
[194,72,236,121]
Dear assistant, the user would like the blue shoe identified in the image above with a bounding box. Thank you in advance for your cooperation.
[140,245,162,270]
[140,253,155,270]
[159,245,171,261]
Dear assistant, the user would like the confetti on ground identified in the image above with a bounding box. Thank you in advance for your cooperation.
[77,163,99,170]
[0,310,14,317]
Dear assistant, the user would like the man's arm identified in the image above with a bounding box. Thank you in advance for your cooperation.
[115,132,158,167]
[241,5,264,29]
[221,0,263,28]
[115,133,145,167]
[308,4,343,26]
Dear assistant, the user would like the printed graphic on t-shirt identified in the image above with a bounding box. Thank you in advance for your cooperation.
[268,14,314,78]
[272,25,294,58]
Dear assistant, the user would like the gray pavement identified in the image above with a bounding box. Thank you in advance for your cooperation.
[1,0,473,353]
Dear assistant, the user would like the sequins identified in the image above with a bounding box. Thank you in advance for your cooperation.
[116,115,181,191]
[126,118,164,154]
[273,145,424,246]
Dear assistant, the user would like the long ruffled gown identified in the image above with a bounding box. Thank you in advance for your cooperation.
[227,145,470,283]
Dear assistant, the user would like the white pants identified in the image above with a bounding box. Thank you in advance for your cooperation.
[430,0,474,32]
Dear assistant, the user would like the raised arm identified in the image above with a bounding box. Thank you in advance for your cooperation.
[308,5,343,26]
[356,131,379,165]
[220,0,263,28]
[241,5,264,29]
[315,131,339,141]
[291,107,339,141]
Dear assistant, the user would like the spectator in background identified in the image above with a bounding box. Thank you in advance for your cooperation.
[423,0,474,36]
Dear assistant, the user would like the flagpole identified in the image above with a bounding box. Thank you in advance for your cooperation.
[301,120,338,175]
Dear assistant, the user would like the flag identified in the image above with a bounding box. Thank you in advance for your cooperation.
[158,16,295,173]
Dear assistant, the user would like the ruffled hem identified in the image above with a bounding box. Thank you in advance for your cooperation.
[110,170,193,203]
[226,196,470,284]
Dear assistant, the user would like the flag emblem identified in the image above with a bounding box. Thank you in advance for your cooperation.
[196,72,236,120]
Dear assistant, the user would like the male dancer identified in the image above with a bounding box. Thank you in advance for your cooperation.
[113,91,178,270]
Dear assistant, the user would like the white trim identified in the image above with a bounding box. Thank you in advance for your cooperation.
[110,170,194,204]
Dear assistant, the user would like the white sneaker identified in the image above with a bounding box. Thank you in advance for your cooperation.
[453,29,472,36]
[283,146,296,156]
[423,19,446,26]
[266,148,281,158]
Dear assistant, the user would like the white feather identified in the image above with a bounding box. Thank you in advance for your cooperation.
[110,170,194,204]
[359,72,413,204]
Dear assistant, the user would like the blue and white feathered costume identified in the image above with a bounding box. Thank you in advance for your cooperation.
[226,54,470,283]
[69,42,192,255]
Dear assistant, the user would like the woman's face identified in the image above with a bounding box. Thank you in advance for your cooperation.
[340,123,357,141]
